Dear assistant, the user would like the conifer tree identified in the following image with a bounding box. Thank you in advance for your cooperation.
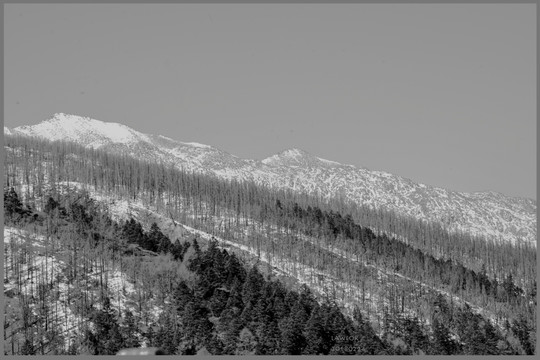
[302,306,326,354]
[431,317,458,355]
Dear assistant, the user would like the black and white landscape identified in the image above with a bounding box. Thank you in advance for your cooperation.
[3,113,537,355]
[3,4,536,357]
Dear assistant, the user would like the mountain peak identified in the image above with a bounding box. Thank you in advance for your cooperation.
[261,147,344,168]
[45,113,126,130]
[262,148,347,169]
[12,113,150,148]
[279,147,313,159]
[45,112,95,125]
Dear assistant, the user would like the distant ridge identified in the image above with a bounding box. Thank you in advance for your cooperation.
[5,113,536,246]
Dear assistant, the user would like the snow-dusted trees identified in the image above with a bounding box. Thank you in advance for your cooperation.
[4,133,536,355]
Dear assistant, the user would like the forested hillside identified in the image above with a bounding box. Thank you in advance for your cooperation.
[3,134,536,355]
[7,114,536,248]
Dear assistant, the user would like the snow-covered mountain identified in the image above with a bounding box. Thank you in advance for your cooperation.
[5,113,537,247]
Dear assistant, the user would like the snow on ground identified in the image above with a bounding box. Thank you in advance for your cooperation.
[67,184,383,323]
[88,192,427,329]
[4,226,81,352]
[184,221,408,333]
[172,203,503,330]
[6,178,508,341]
[4,226,47,248]
[294,231,504,330]
[182,142,212,149]
[3,224,161,352]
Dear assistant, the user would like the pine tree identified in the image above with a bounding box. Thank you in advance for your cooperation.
[225,277,244,311]
[219,308,244,354]
[44,196,60,215]
[86,297,125,355]
[179,301,213,352]
[302,306,326,354]
[279,317,305,355]
[171,241,185,261]
[431,317,458,355]
[511,315,534,355]
[254,320,281,355]
[122,310,139,348]
[402,317,429,354]
[4,187,25,222]
[20,338,35,355]
[155,311,179,355]
[242,265,264,307]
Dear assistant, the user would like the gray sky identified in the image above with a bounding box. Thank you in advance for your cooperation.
[4,4,537,200]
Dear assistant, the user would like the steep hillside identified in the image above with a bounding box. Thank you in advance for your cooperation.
[3,134,536,355]
[6,113,536,248]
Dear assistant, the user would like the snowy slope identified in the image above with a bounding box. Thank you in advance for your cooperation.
[51,182,505,332]
[5,113,537,247]
[254,157,537,246]
[11,113,152,147]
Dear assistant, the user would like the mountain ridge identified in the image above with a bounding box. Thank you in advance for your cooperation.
[4,113,536,246]
[5,113,536,201]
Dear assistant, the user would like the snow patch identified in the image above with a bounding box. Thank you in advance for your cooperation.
[316,157,341,166]
[181,142,212,149]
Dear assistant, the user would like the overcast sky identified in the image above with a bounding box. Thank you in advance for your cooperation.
[4,4,537,200]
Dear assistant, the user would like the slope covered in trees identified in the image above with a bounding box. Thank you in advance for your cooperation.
[3,133,536,355]
[5,134,534,283]
[4,190,533,355]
